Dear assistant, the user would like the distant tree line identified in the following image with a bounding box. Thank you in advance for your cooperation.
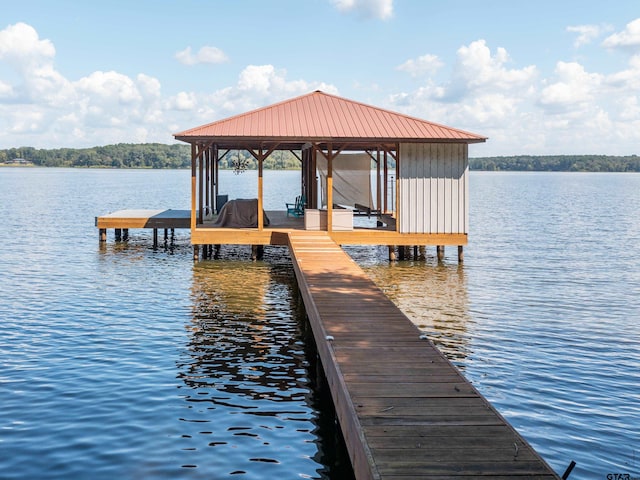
[0,144,302,169]
[470,155,640,172]
[1,144,638,172]
[0,144,192,169]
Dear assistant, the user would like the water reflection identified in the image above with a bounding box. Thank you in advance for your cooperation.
[344,245,472,367]
[178,252,353,478]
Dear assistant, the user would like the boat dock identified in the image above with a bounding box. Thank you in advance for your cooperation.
[287,231,559,479]
[95,209,190,245]
[94,211,561,478]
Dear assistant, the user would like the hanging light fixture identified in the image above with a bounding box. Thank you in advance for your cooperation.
[232,149,249,175]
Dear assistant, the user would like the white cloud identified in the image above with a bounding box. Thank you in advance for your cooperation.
[539,61,603,111]
[168,91,197,111]
[606,54,640,90]
[397,54,443,77]
[450,40,537,95]
[330,0,393,20]
[0,23,340,147]
[567,24,612,48]
[194,65,339,121]
[0,22,70,104]
[75,71,142,104]
[175,45,229,65]
[386,38,640,155]
[0,22,55,67]
[602,18,640,51]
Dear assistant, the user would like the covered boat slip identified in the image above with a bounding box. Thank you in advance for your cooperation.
[176,91,480,256]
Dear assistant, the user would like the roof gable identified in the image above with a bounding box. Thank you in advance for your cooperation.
[174,90,486,143]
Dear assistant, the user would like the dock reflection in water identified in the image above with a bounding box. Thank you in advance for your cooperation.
[346,245,471,367]
[179,248,353,478]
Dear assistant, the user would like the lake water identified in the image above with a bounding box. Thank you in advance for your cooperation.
[0,168,639,479]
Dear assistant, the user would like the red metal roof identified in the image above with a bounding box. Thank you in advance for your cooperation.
[174,90,486,144]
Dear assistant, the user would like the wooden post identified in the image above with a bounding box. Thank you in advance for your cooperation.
[99,228,107,242]
[395,145,400,232]
[413,245,418,259]
[437,245,445,262]
[115,228,122,242]
[388,246,397,262]
[258,155,264,230]
[327,145,333,232]
[458,245,464,263]
[198,145,204,224]
[383,149,388,214]
[376,148,381,216]
[398,246,405,261]
[214,145,219,206]
[193,245,199,261]
[419,245,426,259]
[191,144,197,231]
[205,147,210,214]
[123,229,128,241]
[153,229,158,248]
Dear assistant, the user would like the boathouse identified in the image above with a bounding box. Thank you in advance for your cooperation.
[96,93,564,478]
[173,90,486,260]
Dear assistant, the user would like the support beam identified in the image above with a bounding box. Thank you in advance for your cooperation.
[437,245,445,262]
[190,144,197,231]
[383,150,388,214]
[198,145,204,224]
[376,148,381,217]
[395,143,400,232]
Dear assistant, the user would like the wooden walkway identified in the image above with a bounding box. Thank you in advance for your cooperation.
[287,232,560,480]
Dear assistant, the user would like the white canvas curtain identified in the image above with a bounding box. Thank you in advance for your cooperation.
[316,153,374,209]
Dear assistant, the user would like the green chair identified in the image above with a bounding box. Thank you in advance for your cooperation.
[286,194,306,217]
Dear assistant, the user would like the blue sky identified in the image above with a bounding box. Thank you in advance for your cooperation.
[1,0,639,156]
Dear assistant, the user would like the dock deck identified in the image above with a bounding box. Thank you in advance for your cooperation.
[95,209,191,230]
[287,231,559,479]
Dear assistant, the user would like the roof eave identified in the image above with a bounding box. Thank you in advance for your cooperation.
[173,135,487,146]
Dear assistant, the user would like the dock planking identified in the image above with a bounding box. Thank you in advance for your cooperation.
[95,209,191,244]
[287,232,559,479]
[95,209,191,230]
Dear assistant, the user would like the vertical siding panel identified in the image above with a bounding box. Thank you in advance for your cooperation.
[399,142,470,234]
[463,144,469,233]
[412,143,418,233]
[458,144,465,233]
[399,144,408,233]
[444,144,453,233]
[437,144,445,232]
[459,144,467,233]
[429,143,436,233]
[404,144,411,233]
[416,144,425,233]
[423,143,431,233]
[450,144,460,233]
[411,145,423,233]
